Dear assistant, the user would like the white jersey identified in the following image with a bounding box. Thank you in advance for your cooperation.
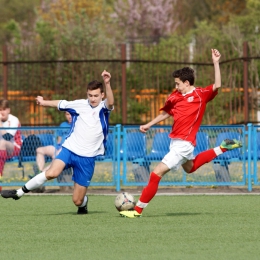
[2,114,20,135]
[2,114,22,148]
[58,99,112,157]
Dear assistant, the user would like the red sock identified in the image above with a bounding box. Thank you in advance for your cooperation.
[220,147,227,152]
[189,148,219,173]
[134,172,161,214]
[0,150,8,176]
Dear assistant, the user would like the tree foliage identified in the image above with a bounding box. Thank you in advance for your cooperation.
[175,0,246,33]
[0,0,41,44]
[37,0,103,25]
[35,0,112,46]
[2,0,260,125]
[113,0,179,42]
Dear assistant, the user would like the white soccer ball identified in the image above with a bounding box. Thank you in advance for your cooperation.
[114,192,136,212]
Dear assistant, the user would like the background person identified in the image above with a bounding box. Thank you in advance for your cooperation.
[0,99,22,177]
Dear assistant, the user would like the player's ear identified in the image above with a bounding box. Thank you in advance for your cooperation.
[184,80,190,86]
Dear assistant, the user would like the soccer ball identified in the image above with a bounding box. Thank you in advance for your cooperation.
[114,192,136,212]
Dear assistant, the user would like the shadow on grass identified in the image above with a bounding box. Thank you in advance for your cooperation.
[145,212,207,217]
[165,212,203,217]
[48,210,108,215]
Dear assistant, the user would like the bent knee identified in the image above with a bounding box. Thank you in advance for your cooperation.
[45,169,60,179]
[182,161,193,173]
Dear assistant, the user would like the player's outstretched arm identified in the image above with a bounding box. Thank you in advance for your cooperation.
[102,70,114,110]
[212,49,221,91]
[36,96,60,107]
[140,111,170,133]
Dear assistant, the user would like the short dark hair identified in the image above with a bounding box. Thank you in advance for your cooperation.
[87,80,104,93]
[0,99,9,109]
[172,67,195,86]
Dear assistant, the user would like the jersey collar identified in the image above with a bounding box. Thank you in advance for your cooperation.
[182,87,195,96]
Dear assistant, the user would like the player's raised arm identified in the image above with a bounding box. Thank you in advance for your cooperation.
[212,49,221,91]
[35,96,60,107]
[140,111,170,133]
[102,70,114,110]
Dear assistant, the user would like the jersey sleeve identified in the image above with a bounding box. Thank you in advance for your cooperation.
[58,100,83,116]
[104,99,114,111]
[203,84,218,103]
[100,100,113,117]
[160,94,174,115]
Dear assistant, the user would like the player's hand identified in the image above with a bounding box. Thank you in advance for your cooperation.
[101,70,111,84]
[35,96,44,106]
[212,49,221,63]
[140,124,150,133]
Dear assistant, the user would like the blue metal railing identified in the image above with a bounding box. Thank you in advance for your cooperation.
[0,126,121,189]
[121,125,248,190]
[1,124,260,191]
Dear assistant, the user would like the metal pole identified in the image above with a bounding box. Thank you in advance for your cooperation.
[247,123,252,192]
[2,45,8,99]
[243,42,249,124]
[116,124,121,192]
[121,44,127,124]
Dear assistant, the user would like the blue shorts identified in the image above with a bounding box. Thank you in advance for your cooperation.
[56,147,95,187]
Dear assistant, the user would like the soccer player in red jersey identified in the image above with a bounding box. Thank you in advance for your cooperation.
[120,49,242,218]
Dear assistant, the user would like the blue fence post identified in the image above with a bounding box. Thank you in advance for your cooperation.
[116,124,121,192]
[253,126,258,185]
[122,127,128,185]
[247,123,252,192]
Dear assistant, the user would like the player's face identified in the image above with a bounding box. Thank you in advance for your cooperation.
[87,88,105,107]
[0,108,10,122]
[174,78,189,94]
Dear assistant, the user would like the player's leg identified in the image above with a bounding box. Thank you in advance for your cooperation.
[1,159,65,200]
[182,139,242,173]
[0,150,7,176]
[134,162,169,214]
[73,183,88,214]
[70,154,95,214]
[120,163,169,218]
[120,140,192,218]
[0,139,13,176]
[1,147,72,200]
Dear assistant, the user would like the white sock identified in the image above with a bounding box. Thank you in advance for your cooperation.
[24,172,48,191]
[214,147,223,156]
[136,200,149,208]
[79,195,88,207]
[17,188,25,197]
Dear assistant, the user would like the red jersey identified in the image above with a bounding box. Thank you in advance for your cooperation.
[160,85,217,146]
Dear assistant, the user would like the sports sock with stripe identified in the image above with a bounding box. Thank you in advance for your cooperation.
[188,146,226,173]
[17,172,48,197]
[134,172,161,214]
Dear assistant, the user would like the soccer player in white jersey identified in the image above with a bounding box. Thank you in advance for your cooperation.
[120,49,242,218]
[1,70,114,214]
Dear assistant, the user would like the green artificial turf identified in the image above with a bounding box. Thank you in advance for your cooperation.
[1,194,260,260]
